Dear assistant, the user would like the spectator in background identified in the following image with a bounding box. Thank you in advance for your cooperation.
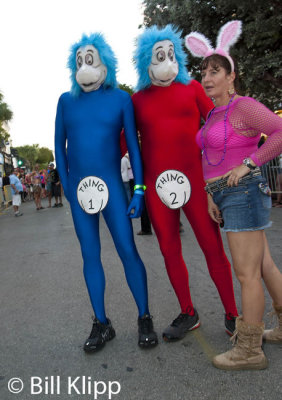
[9,168,23,217]
[138,205,153,236]
[20,176,27,202]
[121,154,131,203]
[124,149,153,236]
[25,173,33,201]
[31,164,44,210]
[40,170,46,198]
[45,168,52,208]
[49,163,63,207]
[2,173,10,187]
[125,152,135,198]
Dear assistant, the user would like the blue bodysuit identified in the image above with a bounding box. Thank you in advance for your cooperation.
[55,86,149,323]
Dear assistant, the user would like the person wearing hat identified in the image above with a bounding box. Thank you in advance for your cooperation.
[9,168,23,217]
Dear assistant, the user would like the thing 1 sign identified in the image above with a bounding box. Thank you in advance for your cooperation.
[77,176,109,214]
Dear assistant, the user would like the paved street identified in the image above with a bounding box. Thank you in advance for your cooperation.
[0,197,281,400]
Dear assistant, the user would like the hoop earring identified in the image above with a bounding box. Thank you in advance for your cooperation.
[228,87,235,95]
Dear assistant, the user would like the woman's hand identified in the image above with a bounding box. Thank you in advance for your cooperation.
[223,164,251,187]
[207,194,223,225]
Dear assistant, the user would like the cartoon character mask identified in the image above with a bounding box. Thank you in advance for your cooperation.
[75,45,107,92]
[134,25,190,91]
[148,40,179,87]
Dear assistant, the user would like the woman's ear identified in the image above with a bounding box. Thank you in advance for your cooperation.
[228,71,236,84]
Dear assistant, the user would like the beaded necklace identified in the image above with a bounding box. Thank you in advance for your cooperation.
[200,94,236,166]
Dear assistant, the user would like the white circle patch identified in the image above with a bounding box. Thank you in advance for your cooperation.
[77,176,109,214]
[155,170,191,209]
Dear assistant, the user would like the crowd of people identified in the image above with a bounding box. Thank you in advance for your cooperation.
[1,162,63,216]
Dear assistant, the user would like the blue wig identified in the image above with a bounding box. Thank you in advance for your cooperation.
[134,25,190,92]
[67,33,118,97]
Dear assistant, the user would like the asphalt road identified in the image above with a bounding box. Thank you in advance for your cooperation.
[0,197,281,400]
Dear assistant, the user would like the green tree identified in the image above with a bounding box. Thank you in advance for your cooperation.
[142,0,282,109]
[0,91,13,143]
[15,144,54,170]
[16,144,39,170]
[119,83,134,95]
[36,147,54,166]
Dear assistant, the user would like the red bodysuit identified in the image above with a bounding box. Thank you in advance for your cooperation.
[132,80,238,317]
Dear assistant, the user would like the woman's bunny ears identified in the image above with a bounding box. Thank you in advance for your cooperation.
[185,20,242,72]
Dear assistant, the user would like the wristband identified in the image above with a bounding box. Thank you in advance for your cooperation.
[134,190,145,196]
[134,184,147,191]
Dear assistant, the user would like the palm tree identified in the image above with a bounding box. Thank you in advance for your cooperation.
[0,91,13,143]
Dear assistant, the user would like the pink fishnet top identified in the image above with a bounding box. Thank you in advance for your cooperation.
[196,97,282,180]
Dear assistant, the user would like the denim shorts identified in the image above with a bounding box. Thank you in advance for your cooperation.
[212,175,272,232]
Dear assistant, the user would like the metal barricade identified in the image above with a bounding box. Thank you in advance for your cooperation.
[261,155,282,195]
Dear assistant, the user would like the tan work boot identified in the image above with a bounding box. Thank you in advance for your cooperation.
[212,316,268,371]
[263,303,282,343]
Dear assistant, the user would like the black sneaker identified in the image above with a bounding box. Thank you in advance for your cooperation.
[138,314,158,348]
[58,203,63,207]
[83,318,116,353]
[163,309,200,341]
[225,314,237,336]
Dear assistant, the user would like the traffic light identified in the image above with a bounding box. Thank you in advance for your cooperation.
[18,159,23,166]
